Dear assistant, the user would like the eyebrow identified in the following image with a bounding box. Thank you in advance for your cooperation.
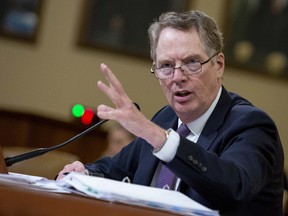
[157,54,203,64]
[185,53,203,60]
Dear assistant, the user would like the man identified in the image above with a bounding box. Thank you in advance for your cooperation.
[57,11,284,215]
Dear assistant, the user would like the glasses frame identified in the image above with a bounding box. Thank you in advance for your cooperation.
[151,53,219,80]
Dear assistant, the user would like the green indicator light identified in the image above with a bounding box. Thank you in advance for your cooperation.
[72,104,85,118]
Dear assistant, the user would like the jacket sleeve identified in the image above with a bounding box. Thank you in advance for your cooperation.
[168,106,283,208]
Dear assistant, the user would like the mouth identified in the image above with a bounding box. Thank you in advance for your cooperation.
[175,90,191,97]
[173,90,193,103]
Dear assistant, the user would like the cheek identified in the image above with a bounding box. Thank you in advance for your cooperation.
[196,74,220,103]
[199,71,218,89]
[160,81,173,97]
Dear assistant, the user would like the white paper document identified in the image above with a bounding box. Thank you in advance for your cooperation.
[0,172,219,215]
[0,172,69,193]
[59,172,219,216]
[0,172,47,184]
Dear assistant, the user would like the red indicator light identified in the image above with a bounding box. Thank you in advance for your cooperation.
[81,108,94,125]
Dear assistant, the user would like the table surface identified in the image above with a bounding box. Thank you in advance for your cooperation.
[0,180,176,216]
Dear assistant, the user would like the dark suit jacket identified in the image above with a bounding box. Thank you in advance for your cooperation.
[86,87,284,216]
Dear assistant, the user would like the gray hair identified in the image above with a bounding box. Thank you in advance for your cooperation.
[148,10,224,61]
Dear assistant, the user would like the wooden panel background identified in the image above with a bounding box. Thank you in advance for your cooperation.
[0,109,108,164]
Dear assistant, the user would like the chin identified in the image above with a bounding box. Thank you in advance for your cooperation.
[173,102,193,113]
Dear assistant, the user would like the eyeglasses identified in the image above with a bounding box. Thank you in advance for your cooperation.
[150,53,218,80]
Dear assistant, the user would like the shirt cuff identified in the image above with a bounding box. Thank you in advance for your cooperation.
[153,129,180,163]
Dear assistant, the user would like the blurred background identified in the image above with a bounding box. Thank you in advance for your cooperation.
[0,0,287,176]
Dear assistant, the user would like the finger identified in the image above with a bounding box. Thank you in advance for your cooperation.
[97,104,114,112]
[56,161,85,180]
[97,80,109,95]
[100,63,124,94]
[57,169,70,180]
[97,104,115,120]
[98,64,131,108]
[61,161,83,173]
[71,161,85,172]
[97,75,122,106]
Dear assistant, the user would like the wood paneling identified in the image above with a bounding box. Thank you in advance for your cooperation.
[0,109,108,164]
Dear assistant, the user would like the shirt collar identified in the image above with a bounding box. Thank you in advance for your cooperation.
[179,87,222,137]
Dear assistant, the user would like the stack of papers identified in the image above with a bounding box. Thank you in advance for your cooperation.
[59,172,219,216]
[0,172,69,193]
[0,172,219,216]
[0,172,46,184]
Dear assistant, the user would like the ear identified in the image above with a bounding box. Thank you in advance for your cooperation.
[215,52,225,79]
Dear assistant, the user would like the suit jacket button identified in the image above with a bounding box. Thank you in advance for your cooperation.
[201,167,207,172]
[188,155,193,161]
[193,159,198,165]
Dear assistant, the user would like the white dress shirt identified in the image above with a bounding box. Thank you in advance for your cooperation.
[151,87,222,190]
[153,87,222,162]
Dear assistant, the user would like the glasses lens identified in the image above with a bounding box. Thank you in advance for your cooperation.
[156,68,173,79]
[185,62,201,73]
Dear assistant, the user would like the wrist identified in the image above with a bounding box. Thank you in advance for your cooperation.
[153,129,171,153]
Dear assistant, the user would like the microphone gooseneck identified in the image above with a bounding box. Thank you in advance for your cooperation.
[5,119,108,167]
[4,102,140,167]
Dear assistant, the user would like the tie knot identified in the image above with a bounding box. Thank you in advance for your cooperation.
[176,124,191,137]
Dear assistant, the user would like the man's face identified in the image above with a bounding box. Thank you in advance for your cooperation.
[156,27,224,123]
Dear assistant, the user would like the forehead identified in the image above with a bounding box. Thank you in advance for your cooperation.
[156,27,206,60]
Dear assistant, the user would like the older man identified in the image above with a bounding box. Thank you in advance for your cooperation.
[58,10,284,216]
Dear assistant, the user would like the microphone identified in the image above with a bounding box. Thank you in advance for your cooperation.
[5,102,140,167]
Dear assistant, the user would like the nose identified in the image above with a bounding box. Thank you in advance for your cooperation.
[172,67,187,82]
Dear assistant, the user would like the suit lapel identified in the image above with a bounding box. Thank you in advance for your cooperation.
[197,87,232,150]
[137,91,232,184]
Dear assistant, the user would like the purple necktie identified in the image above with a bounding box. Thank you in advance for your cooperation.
[156,124,190,190]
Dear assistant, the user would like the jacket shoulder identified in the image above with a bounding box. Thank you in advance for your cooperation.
[150,105,178,128]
